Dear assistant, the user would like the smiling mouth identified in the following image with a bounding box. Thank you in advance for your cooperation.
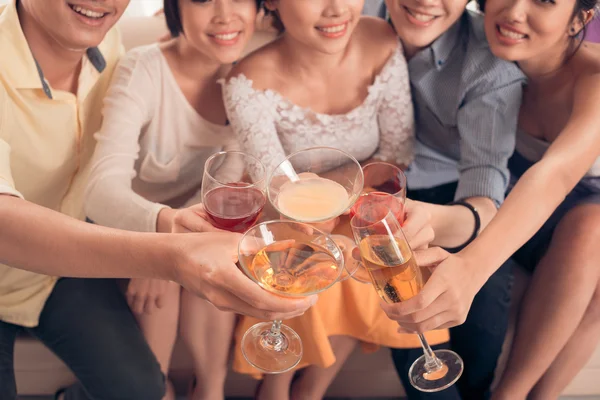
[68,3,109,19]
[497,25,527,40]
[210,32,241,41]
[405,7,439,23]
[316,23,348,34]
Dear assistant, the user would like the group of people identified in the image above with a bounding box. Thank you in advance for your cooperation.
[0,0,599,400]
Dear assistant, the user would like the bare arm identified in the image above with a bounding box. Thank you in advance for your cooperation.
[0,195,316,320]
[461,74,600,283]
[0,195,173,279]
[427,196,497,248]
[380,74,600,333]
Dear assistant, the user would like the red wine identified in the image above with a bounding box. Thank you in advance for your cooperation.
[350,192,405,224]
[204,184,266,232]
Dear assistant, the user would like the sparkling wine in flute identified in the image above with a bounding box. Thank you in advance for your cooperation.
[204,184,266,233]
[246,240,342,295]
[358,235,424,303]
[276,177,349,222]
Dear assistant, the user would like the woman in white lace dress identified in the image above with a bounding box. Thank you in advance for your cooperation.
[221,1,450,398]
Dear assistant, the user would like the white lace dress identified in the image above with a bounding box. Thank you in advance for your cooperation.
[221,42,414,179]
[222,42,449,377]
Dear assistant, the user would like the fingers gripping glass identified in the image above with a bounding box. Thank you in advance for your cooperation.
[238,220,345,373]
[350,205,464,392]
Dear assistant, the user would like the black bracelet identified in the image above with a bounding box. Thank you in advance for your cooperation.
[444,200,481,253]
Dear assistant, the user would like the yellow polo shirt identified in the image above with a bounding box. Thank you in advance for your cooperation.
[0,0,122,327]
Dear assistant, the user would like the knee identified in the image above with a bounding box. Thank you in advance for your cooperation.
[586,284,600,322]
[555,204,600,254]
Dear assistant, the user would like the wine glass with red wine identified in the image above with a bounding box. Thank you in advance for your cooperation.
[201,151,266,233]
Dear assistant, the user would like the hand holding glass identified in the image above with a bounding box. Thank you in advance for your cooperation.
[350,205,463,392]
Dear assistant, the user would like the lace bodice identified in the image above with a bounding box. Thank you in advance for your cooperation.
[221,42,414,179]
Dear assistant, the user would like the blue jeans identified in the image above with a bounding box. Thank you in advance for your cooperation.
[0,278,165,400]
[391,182,514,400]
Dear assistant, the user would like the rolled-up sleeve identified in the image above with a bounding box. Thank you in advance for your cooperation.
[455,77,523,206]
[0,85,23,199]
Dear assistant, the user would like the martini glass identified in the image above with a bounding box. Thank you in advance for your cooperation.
[238,220,344,373]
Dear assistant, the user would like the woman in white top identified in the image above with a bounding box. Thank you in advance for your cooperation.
[85,1,263,399]
[219,1,447,399]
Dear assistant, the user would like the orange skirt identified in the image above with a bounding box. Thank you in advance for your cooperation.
[232,221,450,377]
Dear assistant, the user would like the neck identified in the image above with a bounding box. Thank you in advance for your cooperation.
[402,43,423,61]
[18,3,84,93]
[280,34,348,77]
[173,38,228,80]
[518,40,573,86]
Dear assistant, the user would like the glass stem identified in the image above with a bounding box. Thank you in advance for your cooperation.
[271,320,283,336]
[418,333,443,372]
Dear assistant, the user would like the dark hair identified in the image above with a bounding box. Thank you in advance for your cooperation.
[164,0,263,38]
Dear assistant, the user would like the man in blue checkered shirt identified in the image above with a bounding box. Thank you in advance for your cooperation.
[364,1,525,398]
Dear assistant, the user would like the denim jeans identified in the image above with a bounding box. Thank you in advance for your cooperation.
[391,182,514,400]
[0,278,165,400]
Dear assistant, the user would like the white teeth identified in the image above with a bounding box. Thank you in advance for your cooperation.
[499,27,525,40]
[71,5,105,19]
[318,24,346,34]
[407,9,436,22]
[214,32,240,41]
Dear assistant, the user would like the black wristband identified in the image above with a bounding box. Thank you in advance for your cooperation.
[444,200,481,253]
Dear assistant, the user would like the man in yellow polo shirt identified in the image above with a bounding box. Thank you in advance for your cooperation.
[0,1,316,399]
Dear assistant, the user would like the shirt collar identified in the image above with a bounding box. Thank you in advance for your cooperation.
[0,0,106,99]
[415,13,466,71]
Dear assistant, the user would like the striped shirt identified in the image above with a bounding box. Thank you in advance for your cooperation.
[364,5,525,205]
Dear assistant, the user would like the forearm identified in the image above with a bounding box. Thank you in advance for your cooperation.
[459,162,568,284]
[428,196,497,248]
[0,195,175,280]
[156,208,176,233]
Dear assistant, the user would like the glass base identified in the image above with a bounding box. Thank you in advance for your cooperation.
[241,322,302,374]
[409,349,464,392]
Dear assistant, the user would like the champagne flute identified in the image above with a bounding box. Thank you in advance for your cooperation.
[202,151,266,233]
[350,162,407,282]
[238,220,344,373]
[267,147,364,278]
[350,204,464,392]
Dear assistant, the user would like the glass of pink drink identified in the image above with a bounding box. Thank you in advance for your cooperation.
[267,147,364,278]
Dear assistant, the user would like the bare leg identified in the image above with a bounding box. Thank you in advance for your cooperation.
[135,282,181,400]
[291,335,359,400]
[492,204,600,400]
[257,370,296,400]
[529,282,600,399]
[179,289,235,400]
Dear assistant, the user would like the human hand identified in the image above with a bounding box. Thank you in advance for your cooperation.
[126,278,174,315]
[402,199,435,250]
[380,250,483,333]
[172,203,223,233]
[171,232,317,320]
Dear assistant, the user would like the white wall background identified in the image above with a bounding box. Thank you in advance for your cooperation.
[0,0,163,17]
